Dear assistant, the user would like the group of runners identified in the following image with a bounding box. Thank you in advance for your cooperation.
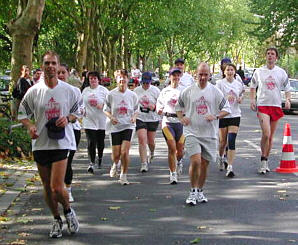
[17,47,292,238]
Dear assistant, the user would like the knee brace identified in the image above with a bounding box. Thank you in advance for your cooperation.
[228,133,237,150]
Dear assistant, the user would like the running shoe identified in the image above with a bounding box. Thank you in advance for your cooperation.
[109,163,117,177]
[216,157,224,171]
[170,172,178,184]
[185,190,198,205]
[197,191,208,203]
[148,151,154,164]
[87,163,94,174]
[49,218,63,238]
[119,174,130,185]
[140,162,149,173]
[67,188,74,203]
[258,160,266,174]
[265,160,270,172]
[116,161,121,174]
[177,160,183,176]
[65,208,79,234]
[226,165,235,178]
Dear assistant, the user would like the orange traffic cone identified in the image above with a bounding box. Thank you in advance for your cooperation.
[275,123,298,173]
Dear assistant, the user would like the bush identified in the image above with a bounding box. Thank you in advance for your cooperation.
[0,119,31,159]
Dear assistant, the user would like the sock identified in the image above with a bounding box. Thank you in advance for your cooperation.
[198,188,203,192]
[54,215,62,221]
[64,208,71,215]
[261,156,267,161]
[191,188,198,192]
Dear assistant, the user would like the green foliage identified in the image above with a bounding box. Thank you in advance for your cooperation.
[0,119,31,158]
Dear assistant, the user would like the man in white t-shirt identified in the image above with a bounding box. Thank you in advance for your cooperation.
[164,58,195,91]
[250,47,291,174]
[18,51,80,238]
[176,62,231,206]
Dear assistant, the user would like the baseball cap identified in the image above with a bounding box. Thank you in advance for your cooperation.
[169,67,182,76]
[141,72,152,83]
[174,58,185,64]
[45,117,65,140]
[221,57,232,65]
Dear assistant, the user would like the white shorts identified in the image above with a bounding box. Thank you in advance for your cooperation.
[184,136,217,162]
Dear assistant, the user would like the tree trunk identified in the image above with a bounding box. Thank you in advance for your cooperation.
[8,0,45,86]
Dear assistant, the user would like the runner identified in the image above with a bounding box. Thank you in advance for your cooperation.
[18,51,80,238]
[250,47,291,174]
[104,69,138,185]
[216,63,245,177]
[176,62,231,205]
[57,64,82,202]
[134,72,160,172]
[156,68,184,184]
[81,71,109,173]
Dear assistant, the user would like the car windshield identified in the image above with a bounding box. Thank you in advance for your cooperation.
[290,80,298,91]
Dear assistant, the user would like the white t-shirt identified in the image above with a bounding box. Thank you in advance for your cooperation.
[176,82,231,139]
[82,85,109,130]
[104,87,138,133]
[178,72,195,91]
[71,86,83,130]
[18,80,81,151]
[250,65,291,107]
[156,85,181,127]
[134,85,160,122]
[216,78,245,118]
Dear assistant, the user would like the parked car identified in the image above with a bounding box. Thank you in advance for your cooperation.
[281,79,298,113]
[243,68,255,86]
[151,72,160,86]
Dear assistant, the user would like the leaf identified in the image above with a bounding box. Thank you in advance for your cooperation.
[100,217,108,221]
[16,218,33,224]
[31,208,41,211]
[10,239,26,245]
[0,216,10,223]
[197,226,207,230]
[18,233,30,237]
[109,206,121,210]
[190,237,201,244]
[277,190,286,193]
[149,208,157,212]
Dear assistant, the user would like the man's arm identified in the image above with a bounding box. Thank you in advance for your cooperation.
[250,88,257,111]
[285,91,291,109]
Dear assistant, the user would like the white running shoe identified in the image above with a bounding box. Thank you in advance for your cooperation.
[140,162,149,172]
[217,157,224,171]
[226,165,235,178]
[109,163,117,178]
[148,151,154,164]
[170,172,178,184]
[177,160,183,176]
[87,163,94,174]
[67,188,74,203]
[265,160,270,172]
[116,161,121,174]
[49,219,63,238]
[119,174,130,185]
[258,160,266,174]
[197,191,208,203]
[186,190,198,205]
[65,208,79,234]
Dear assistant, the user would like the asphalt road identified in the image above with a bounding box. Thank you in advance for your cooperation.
[2,98,298,245]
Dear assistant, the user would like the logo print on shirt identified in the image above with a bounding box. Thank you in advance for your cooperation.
[88,94,98,106]
[140,95,150,107]
[227,90,236,104]
[118,100,128,116]
[168,94,178,108]
[45,97,61,120]
[195,96,208,115]
[265,75,276,90]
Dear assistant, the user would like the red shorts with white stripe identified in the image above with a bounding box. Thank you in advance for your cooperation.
[257,106,284,121]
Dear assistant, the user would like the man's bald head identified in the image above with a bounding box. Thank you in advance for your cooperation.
[196,62,210,88]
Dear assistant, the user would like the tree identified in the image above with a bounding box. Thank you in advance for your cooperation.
[7,0,45,85]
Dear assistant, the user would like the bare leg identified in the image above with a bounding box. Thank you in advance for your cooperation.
[120,141,131,173]
[166,139,177,172]
[137,128,148,163]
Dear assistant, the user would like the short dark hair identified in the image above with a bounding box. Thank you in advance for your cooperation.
[33,68,41,75]
[119,69,129,78]
[223,63,237,78]
[60,64,69,72]
[87,71,101,81]
[42,50,60,64]
[266,47,279,57]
